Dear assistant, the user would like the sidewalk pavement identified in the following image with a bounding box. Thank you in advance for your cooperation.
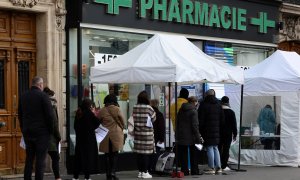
[1,165,300,180]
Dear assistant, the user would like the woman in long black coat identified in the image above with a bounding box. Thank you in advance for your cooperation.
[73,99,101,180]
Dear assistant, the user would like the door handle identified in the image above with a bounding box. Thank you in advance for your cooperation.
[0,121,5,128]
[13,95,17,111]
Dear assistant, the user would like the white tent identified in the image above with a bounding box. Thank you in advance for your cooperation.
[90,34,244,85]
[231,50,300,167]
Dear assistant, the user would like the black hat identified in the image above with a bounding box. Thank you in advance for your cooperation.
[179,88,189,99]
[221,96,229,104]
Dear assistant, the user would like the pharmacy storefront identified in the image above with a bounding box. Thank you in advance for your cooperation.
[66,0,281,173]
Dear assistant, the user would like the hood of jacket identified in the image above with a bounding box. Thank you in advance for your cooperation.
[180,102,196,112]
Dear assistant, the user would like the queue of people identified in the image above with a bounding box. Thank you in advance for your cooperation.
[19,77,239,180]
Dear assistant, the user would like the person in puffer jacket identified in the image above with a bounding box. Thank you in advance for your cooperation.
[176,96,204,176]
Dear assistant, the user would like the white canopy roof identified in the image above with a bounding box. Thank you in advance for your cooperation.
[245,50,300,92]
[90,34,244,85]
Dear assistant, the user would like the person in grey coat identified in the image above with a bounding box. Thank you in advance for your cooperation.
[43,87,62,180]
[176,96,204,176]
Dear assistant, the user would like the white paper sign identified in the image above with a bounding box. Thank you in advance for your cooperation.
[95,124,109,143]
[195,144,203,151]
[58,142,61,154]
[146,115,153,128]
[20,136,26,149]
[156,142,165,149]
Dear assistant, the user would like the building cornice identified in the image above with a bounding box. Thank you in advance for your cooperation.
[281,3,300,15]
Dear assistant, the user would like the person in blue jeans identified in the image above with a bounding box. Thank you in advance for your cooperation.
[198,89,224,174]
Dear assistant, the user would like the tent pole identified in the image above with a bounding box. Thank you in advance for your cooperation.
[168,82,171,147]
[90,83,94,102]
[174,82,178,173]
[233,84,247,172]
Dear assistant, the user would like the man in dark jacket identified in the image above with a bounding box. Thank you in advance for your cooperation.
[218,96,237,171]
[18,76,55,180]
[177,96,204,176]
[198,89,224,174]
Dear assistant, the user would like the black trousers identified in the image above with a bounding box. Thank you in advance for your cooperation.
[137,154,151,173]
[105,139,119,178]
[177,145,198,175]
[48,151,60,179]
[218,137,232,169]
[24,135,49,180]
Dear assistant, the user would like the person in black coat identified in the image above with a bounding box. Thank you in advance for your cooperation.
[176,96,204,176]
[73,98,101,180]
[218,96,237,171]
[18,76,55,180]
[149,99,166,173]
[198,89,224,174]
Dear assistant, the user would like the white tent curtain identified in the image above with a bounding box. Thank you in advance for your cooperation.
[228,50,300,167]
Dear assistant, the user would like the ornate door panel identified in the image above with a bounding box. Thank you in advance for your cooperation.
[278,41,300,55]
[0,10,36,175]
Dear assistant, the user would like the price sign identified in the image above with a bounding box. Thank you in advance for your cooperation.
[94,53,120,66]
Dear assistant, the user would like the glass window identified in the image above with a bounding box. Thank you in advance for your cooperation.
[69,28,79,155]
[69,28,157,154]
[204,41,275,98]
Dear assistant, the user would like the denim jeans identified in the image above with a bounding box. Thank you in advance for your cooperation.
[206,145,221,169]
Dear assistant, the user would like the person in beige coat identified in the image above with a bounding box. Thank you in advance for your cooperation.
[98,94,125,180]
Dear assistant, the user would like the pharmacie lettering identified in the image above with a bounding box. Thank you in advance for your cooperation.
[138,0,247,31]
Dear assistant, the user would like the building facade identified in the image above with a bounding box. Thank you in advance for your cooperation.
[0,0,66,175]
[66,0,281,173]
[278,0,300,53]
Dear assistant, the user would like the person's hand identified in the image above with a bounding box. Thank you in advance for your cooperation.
[199,136,204,144]
[233,136,237,142]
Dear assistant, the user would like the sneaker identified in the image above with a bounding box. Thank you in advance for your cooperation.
[142,172,152,179]
[223,166,231,171]
[204,168,215,175]
[138,172,142,178]
[215,167,222,174]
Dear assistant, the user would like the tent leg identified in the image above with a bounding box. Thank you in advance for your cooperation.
[232,84,247,172]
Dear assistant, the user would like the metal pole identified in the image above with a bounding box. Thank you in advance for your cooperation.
[233,84,247,172]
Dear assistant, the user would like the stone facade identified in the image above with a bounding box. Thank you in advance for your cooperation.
[0,0,67,173]
[279,1,300,42]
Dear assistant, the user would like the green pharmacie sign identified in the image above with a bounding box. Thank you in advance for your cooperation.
[94,0,275,34]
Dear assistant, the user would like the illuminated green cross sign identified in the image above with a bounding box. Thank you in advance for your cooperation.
[250,12,275,33]
[93,0,276,34]
[93,0,132,14]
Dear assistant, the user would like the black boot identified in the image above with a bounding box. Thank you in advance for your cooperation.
[110,152,119,180]
[105,154,112,180]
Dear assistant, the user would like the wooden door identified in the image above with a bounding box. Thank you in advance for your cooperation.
[278,41,300,55]
[0,10,36,175]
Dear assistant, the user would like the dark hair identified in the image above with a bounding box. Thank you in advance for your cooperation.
[265,104,272,109]
[221,96,229,104]
[32,76,43,86]
[179,88,189,99]
[80,98,95,111]
[137,91,150,105]
[104,94,118,106]
[150,99,159,108]
[43,87,55,96]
